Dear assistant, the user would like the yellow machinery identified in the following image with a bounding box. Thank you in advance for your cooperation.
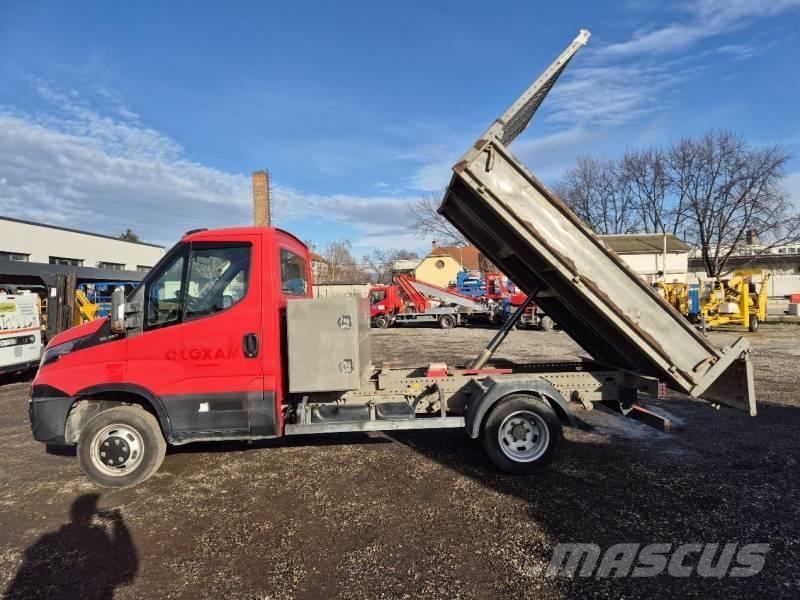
[654,282,690,317]
[74,289,100,325]
[698,270,770,332]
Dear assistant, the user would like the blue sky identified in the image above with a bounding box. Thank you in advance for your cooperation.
[1,0,799,256]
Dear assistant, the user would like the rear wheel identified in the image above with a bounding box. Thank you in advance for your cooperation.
[374,314,390,329]
[77,405,166,488]
[748,314,759,332]
[481,394,562,474]
[439,314,455,329]
[539,316,554,331]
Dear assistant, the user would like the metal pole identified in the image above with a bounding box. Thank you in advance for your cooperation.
[468,286,541,370]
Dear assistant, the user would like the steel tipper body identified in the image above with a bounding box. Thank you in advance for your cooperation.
[439,29,755,415]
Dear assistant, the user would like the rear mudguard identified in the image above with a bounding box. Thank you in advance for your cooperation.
[465,376,575,438]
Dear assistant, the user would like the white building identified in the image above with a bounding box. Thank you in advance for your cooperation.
[0,216,164,272]
[599,233,690,284]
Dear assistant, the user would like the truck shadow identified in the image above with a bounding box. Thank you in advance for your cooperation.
[4,493,138,600]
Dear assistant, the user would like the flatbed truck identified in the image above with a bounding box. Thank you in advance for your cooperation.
[28,30,756,488]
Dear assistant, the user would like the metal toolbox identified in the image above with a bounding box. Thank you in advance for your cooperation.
[287,297,371,393]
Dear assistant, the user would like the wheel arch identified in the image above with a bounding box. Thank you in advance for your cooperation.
[66,384,174,444]
[465,378,575,439]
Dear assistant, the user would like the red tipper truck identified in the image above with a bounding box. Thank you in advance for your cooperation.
[28,30,757,488]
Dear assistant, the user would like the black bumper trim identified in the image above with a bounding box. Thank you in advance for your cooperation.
[30,390,75,445]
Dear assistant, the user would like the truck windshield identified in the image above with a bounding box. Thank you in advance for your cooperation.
[370,290,386,303]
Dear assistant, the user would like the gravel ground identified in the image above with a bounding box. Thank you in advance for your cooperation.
[0,324,798,599]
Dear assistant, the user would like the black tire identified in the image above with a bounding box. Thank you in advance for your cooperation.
[539,316,554,331]
[439,314,455,329]
[77,405,166,488]
[374,314,390,329]
[481,394,562,474]
[748,314,759,333]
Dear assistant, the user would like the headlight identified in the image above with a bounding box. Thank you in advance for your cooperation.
[40,337,86,368]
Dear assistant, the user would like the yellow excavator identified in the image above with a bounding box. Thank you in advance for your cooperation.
[698,270,770,332]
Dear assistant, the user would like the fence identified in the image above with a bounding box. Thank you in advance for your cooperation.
[312,283,371,298]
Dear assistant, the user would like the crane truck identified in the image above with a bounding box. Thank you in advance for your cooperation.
[369,274,489,329]
[28,30,756,488]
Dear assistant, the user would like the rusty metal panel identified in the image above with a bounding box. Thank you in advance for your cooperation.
[439,30,755,414]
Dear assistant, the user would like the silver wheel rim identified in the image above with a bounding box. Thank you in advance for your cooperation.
[498,410,549,462]
[90,424,145,476]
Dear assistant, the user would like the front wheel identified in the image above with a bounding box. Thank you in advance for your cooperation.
[481,394,562,474]
[77,405,166,488]
[374,314,390,329]
[439,314,455,329]
[539,316,554,331]
[748,314,759,332]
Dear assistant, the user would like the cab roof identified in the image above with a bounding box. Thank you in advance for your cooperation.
[181,226,307,249]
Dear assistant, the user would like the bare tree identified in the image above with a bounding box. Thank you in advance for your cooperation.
[622,147,673,234]
[362,249,419,283]
[555,129,798,277]
[672,131,795,276]
[316,239,371,284]
[555,156,638,235]
[407,191,468,246]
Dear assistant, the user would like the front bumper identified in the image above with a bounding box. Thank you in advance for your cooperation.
[0,359,40,376]
[29,385,75,445]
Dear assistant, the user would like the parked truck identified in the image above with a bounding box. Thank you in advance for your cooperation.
[369,274,485,329]
[28,30,756,488]
[0,290,42,376]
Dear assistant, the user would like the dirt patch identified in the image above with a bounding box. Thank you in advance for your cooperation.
[1,324,798,598]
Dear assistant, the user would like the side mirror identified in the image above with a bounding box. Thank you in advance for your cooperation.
[110,287,125,334]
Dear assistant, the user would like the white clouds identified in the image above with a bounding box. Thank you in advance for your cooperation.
[597,0,800,59]
[0,82,417,249]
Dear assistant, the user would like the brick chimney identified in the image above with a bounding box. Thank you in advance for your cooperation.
[252,170,270,227]
[746,230,759,245]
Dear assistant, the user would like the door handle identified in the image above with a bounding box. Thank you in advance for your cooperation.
[243,333,259,358]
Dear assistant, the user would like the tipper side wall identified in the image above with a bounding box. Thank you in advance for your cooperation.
[439,30,756,415]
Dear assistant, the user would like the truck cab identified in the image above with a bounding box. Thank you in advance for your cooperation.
[30,226,312,485]
[369,285,403,328]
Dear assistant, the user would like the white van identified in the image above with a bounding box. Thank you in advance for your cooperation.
[0,292,43,376]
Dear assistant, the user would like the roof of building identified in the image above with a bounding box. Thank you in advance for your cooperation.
[599,233,691,254]
[430,245,482,270]
[0,215,164,248]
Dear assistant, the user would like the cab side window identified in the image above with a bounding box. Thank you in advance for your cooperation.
[280,249,308,297]
[184,245,251,321]
[146,252,186,328]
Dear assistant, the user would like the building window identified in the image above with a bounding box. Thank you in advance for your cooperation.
[99,261,126,270]
[435,259,445,269]
[136,265,153,272]
[49,256,84,266]
[0,251,30,262]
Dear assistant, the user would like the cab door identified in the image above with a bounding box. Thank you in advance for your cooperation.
[126,236,264,440]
